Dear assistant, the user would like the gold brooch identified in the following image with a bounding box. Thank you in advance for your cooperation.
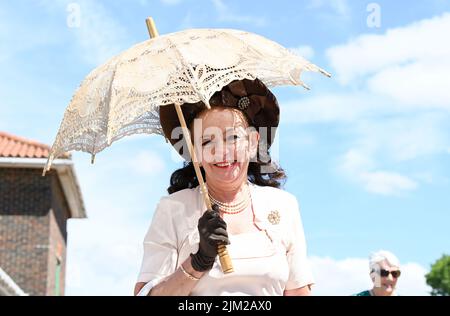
[267,210,281,225]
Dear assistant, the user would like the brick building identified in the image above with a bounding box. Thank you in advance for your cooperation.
[0,266,27,296]
[0,131,86,296]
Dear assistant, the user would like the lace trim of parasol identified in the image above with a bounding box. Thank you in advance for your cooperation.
[44,29,330,174]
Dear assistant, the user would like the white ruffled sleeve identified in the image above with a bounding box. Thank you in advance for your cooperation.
[285,196,314,290]
[136,197,181,295]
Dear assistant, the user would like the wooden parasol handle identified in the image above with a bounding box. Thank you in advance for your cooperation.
[145,17,234,274]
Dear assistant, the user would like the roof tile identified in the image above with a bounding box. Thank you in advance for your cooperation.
[0,131,70,159]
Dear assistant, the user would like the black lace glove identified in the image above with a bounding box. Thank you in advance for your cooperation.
[190,205,230,272]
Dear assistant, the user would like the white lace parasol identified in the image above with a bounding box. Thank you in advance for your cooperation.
[44,28,330,174]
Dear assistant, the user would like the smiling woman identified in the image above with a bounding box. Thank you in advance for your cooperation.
[162,79,284,195]
[134,78,314,296]
[354,250,402,296]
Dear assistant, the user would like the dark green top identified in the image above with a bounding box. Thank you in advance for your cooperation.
[354,290,372,296]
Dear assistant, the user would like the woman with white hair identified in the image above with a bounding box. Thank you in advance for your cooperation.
[354,250,401,296]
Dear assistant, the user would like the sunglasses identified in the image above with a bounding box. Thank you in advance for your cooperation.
[379,269,401,278]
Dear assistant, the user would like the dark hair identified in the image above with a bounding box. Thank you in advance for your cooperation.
[167,157,287,194]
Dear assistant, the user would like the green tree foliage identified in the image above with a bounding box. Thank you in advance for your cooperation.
[425,254,450,296]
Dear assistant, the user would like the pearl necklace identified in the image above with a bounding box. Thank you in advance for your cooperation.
[208,187,251,215]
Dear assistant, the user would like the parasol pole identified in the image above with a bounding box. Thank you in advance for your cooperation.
[145,17,234,274]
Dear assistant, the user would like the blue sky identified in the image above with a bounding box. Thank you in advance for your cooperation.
[1,0,449,295]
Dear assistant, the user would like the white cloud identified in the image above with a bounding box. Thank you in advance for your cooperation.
[64,145,172,295]
[212,0,267,27]
[284,13,450,195]
[285,13,450,125]
[281,93,382,124]
[354,115,448,163]
[129,150,166,175]
[140,0,183,5]
[38,0,128,66]
[69,0,128,66]
[289,45,315,60]
[360,171,418,195]
[0,4,60,62]
[308,0,351,17]
[72,149,167,180]
[327,13,450,82]
[66,216,143,296]
[72,149,170,206]
[338,149,418,196]
[339,148,375,174]
[160,0,183,5]
[282,131,317,149]
[310,256,371,295]
[333,112,450,195]
[412,172,434,184]
[397,262,433,296]
[310,256,431,296]
[368,60,450,110]
[65,157,166,295]
[326,12,450,110]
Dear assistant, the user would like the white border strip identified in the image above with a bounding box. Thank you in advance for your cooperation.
[0,267,28,296]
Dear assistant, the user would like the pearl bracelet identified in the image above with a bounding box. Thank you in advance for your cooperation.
[180,264,200,281]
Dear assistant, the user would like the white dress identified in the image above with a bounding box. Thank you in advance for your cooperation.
[136,183,314,296]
